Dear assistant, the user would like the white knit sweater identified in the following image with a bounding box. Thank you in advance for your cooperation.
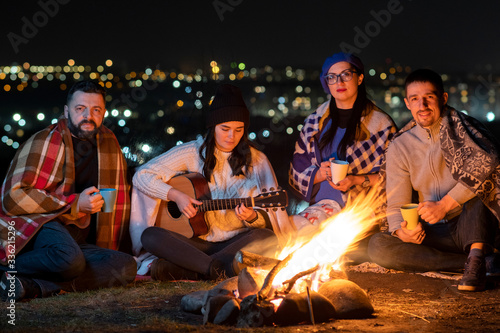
[133,136,288,242]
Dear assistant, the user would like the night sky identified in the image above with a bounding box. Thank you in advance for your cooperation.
[3,1,500,73]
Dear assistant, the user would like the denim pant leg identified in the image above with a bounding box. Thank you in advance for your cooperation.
[368,231,467,273]
[33,244,137,294]
[2,221,136,296]
[448,196,498,252]
[8,221,85,280]
[0,221,86,296]
[61,244,137,292]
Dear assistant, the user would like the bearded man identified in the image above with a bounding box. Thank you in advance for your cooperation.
[0,81,135,301]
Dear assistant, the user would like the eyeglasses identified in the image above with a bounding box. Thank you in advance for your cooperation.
[325,70,358,85]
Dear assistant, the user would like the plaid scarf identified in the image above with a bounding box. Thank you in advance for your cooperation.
[289,101,396,203]
[377,106,500,231]
[0,117,131,265]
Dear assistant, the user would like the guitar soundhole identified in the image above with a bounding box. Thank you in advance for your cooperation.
[167,201,182,219]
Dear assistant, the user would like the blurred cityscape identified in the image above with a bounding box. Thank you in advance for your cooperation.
[1,59,500,190]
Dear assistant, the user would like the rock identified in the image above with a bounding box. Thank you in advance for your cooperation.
[237,267,268,299]
[213,298,241,325]
[203,295,236,324]
[214,276,239,293]
[180,290,207,314]
[318,279,374,319]
[274,291,336,325]
[201,287,234,315]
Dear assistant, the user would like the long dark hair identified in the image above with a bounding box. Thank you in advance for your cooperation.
[199,126,256,181]
[318,65,375,159]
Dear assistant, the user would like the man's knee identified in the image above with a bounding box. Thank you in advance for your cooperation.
[101,251,137,287]
[367,232,393,262]
[52,245,86,280]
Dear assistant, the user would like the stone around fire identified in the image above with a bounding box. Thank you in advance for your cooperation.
[318,279,374,319]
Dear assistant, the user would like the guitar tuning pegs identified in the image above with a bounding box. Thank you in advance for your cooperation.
[262,188,267,193]
[273,208,277,211]
[277,186,282,191]
[281,207,286,211]
[269,187,275,192]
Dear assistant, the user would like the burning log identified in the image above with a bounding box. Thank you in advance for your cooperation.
[237,253,323,327]
[237,267,268,299]
[237,253,293,327]
[234,250,281,269]
[282,265,319,294]
[257,252,293,299]
[236,294,275,328]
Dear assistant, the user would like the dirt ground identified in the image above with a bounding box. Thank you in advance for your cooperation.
[183,270,500,332]
[339,270,500,333]
[2,269,499,332]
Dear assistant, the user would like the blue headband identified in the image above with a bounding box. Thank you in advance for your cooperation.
[320,52,364,94]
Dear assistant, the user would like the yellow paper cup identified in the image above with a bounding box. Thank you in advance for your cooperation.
[400,203,419,230]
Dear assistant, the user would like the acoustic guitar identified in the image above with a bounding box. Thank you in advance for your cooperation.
[156,173,288,238]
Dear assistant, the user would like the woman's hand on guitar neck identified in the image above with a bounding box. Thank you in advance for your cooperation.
[235,203,257,222]
[167,188,202,219]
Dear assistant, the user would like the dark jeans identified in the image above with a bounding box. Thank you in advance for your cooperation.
[1,221,137,296]
[141,226,278,277]
[368,197,498,272]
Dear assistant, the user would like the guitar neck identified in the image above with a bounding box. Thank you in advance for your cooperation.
[200,197,254,212]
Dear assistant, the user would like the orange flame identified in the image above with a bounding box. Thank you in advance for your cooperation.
[273,188,383,293]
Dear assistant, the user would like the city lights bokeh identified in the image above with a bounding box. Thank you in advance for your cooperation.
[1,58,499,177]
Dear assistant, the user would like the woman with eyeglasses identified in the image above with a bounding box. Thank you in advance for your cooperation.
[289,53,396,253]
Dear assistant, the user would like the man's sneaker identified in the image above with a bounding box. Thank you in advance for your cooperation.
[0,272,40,301]
[486,253,500,277]
[458,255,486,291]
[1,272,25,301]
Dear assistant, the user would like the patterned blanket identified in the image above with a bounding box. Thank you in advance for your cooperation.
[289,101,396,203]
[0,117,131,264]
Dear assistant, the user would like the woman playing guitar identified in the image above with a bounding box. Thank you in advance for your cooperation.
[131,84,292,280]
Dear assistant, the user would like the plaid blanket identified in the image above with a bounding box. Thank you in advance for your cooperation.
[0,117,131,265]
[377,106,500,231]
[289,101,396,203]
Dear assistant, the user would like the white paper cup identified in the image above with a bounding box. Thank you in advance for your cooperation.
[99,188,117,213]
[330,160,349,184]
[400,203,419,230]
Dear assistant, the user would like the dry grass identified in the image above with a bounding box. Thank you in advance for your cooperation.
[2,272,499,332]
[1,279,216,332]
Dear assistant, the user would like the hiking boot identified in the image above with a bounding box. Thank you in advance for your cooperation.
[486,252,500,277]
[1,272,40,301]
[150,259,200,281]
[458,255,486,291]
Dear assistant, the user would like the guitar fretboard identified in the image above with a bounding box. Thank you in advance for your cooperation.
[200,198,254,211]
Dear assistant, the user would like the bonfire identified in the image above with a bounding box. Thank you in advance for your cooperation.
[183,188,383,327]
